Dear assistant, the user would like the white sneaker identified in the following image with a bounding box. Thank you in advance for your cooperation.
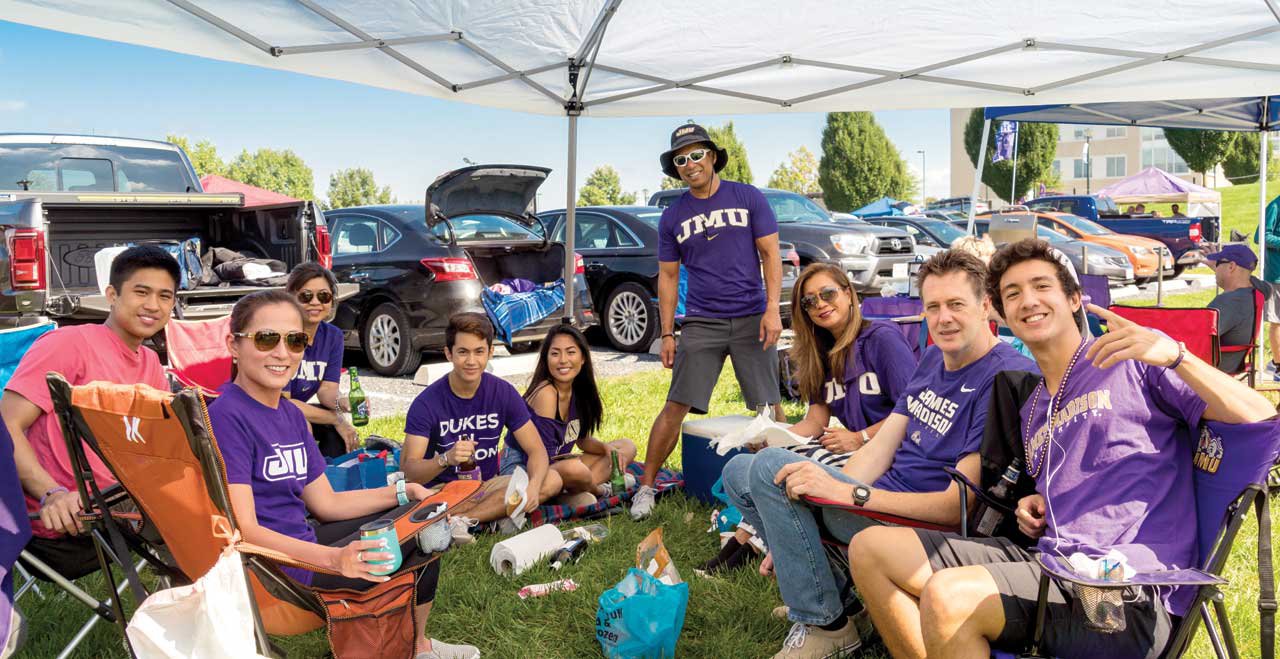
[770,619,862,659]
[630,485,658,520]
[417,639,480,659]
[448,516,478,545]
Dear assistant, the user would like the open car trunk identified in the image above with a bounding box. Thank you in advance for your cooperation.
[459,240,593,345]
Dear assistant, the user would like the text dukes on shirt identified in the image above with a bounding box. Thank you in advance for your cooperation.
[877,342,1037,494]
[656,180,779,319]
[404,371,532,486]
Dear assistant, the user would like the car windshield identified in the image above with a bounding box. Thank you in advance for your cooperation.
[763,191,831,223]
[432,214,539,242]
[1053,213,1112,236]
[916,219,967,245]
[0,142,193,192]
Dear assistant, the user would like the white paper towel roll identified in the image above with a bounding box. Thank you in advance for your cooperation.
[489,524,564,576]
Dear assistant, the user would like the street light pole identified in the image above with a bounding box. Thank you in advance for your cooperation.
[1083,130,1093,195]
[917,149,926,206]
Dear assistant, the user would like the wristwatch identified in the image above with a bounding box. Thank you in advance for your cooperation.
[436,452,452,468]
[395,478,409,506]
[852,484,871,507]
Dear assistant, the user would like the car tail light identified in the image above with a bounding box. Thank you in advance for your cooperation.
[420,257,478,282]
[575,252,585,275]
[9,228,45,291]
[1189,222,1201,243]
[315,223,333,270]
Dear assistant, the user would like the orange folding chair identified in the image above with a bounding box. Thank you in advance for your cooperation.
[48,374,482,658]
[163,316,232,395]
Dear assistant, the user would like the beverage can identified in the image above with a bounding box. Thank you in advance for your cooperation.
[358,519,402,576]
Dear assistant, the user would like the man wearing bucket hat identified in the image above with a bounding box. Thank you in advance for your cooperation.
[1204,244,1272,374]
[631,122,784,520]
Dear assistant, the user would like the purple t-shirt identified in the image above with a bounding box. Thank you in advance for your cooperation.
[656,181,779,318]
[209,383,326,584]
[404,372,533,485]
[528,392,580,459]
[879,342,1036,493]
[814,321,915,432]
[1021,341,1207,616]
[288,321,343,403]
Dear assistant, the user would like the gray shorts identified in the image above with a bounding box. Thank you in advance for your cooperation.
[669,314,780,415]
[1265,282,1280,324]
[914,530,1173,658]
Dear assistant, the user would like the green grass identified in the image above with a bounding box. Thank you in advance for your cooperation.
[14,365,1277,658]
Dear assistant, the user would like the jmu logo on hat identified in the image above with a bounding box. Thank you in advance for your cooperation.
[675,125,697,138]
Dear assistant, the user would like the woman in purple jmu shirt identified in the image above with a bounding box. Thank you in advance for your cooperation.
[852,239,1275,659]
[209,291,480,659]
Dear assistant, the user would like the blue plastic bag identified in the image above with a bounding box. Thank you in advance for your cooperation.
[595,568,689,659]
[708,477,743,532]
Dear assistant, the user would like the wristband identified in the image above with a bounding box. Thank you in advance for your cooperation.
[859,429,870,445]
[40,485,69,508]
[661,333,675,339]
[1167,341,1187,371]
[395,478,409,506]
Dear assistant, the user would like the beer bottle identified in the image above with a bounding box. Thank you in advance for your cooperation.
[609,450,626,494]
[348,367,369,427]
[549,538,588,570]
[975,458,1023,537]
[456,434,481,481]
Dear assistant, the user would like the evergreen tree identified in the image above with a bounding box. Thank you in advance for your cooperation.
[817,112,912,211]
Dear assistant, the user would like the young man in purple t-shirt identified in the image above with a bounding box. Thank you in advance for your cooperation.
[401,313,562,526]
[721,251,1035,659]
[850,239,1276,659]
[633,122,784,520]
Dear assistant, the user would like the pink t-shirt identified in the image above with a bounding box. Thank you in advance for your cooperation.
[8,324,166,538]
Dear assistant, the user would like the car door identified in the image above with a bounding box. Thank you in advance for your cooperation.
[328,213,400,330]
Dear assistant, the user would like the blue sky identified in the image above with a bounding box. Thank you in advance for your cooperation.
[0,19,952,210]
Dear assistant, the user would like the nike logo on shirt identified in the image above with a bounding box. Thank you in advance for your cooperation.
[961,385,976,393]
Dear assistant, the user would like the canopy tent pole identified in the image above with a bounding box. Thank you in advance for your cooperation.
[967,119,991,235]
[562,111,579,323]
[1010,122,1020,204]
[1258,126,1269,364]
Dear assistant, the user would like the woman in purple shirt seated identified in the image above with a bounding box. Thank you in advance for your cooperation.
[283,264,362,458]
[499,325,637,502]
[209,290,479,659]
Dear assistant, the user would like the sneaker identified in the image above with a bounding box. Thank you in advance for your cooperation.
[630,485,658,520]
[770,619,862,659]
[448,516,478,545]
[417,639,480,659]
[772,605,789,620]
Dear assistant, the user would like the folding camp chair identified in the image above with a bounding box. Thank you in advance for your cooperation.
[1218,287,1266,387]
[1108,305,1222,367]
[1078,273,1110,337]
[861,296,925,360]
[47,374,483,658]
[163,315,232,395]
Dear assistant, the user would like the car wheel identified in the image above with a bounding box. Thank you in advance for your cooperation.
[361,302,422,376]
[604,282,658,352]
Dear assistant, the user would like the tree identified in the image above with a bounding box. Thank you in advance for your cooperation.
[817,112,913,211]
[767,146,821,194]
[166,134,226,178]
[659,176,685,190]
[962,110,1059,203]
[707,122,753,184]
[1164,128,1236,180]
[577,165,636,206]
[226,148,315,200]
[327,167,392,209]
[1220,132,1275,185]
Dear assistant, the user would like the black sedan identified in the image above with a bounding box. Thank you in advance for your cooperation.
[539,206,798,352]
[327,165,595,376]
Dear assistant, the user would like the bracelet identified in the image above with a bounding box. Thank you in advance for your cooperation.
[859,429,871,445]
[40,485,69,508]
[1167,341,1187,371]
[395,478,409,506]
[661,332,675,339]
[436,452,451,468]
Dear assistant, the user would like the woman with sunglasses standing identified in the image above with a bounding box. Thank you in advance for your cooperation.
[210,290,480,659]
[284,263,361,457]
[699,263,916,574]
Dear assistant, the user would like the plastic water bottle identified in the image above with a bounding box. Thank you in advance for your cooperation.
[975,458,1023,537]
[568,523,609,543]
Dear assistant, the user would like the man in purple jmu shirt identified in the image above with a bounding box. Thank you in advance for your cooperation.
[849,239,1276,659]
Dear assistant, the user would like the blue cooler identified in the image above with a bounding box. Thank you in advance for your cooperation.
[680,415,754,505]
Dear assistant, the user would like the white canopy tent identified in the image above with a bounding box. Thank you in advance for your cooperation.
[5,0,1280,317]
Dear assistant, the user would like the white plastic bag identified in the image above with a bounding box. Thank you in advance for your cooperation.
[126,546,269,659]
[709,408,808,456]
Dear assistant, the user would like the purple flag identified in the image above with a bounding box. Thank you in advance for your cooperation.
[992,121,1017,163]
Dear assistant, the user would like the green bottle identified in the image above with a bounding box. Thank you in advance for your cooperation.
[349,367,369,427]
[609,450,626,493]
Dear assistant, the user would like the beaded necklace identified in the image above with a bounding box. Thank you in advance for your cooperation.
[1023,338,1088,478]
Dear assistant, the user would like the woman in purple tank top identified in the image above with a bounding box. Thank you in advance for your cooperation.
[498,326,637,503]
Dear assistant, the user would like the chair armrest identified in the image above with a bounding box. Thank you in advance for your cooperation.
[944,466,1015,517]
[802,495,957,532]
[1037,553,1226,588]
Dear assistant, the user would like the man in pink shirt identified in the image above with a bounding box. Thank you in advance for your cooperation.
[4,245,177,578]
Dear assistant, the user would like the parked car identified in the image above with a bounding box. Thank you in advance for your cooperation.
[648,187,916,294]
[865,216,970,259]
[0,133,333,326]
[1025,194,1216,274]
[1010,210,1174,282]
[922,209,969,224]
[327,165,595,376]
[951,218,1134,284]
[538,206,799,352]
[927,196,989,214]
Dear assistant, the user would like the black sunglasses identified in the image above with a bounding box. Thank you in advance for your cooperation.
[297,290,333,304]
[232,330,309,354]
[800,285,844,311]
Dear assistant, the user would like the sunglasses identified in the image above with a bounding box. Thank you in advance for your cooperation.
[672,149,710,168]
[233,330,309,354]
[297,290,333,304]
[800,285,844,311]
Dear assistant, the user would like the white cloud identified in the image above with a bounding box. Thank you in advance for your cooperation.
[0,100,26,112]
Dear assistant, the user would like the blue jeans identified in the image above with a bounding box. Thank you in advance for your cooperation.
[721,447,880,626]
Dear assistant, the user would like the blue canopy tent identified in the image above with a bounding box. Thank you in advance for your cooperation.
[851,197,918,217]
[973,95,1278,359]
